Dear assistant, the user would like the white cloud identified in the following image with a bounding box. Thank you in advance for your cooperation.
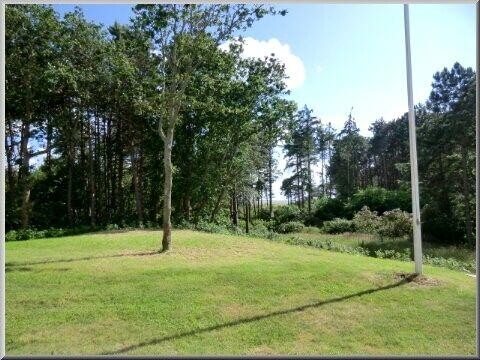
[220,37,306,90]
[315,65,323,74]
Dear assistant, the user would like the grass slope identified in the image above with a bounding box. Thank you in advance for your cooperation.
[6,230,476,355]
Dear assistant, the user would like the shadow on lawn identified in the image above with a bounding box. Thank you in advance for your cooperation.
[6,250,160,269]
[103,274,417,355]
[6,266,74,273]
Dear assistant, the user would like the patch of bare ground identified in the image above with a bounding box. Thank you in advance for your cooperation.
[171,244,261,263]
[394,272,442,286]
[248,345,276,355]
[118,250,160,257]
[221,303,256,318]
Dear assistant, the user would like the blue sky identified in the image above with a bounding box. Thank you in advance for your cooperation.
[53,3,476,199]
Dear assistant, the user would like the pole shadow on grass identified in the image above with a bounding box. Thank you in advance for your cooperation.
[5,250,161,269]
[5,266,72,273]
[103,274,417,355]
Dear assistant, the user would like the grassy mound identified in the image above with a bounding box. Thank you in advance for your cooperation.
[6,230,476,355]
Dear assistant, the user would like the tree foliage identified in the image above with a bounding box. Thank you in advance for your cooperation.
[5,5,475,247]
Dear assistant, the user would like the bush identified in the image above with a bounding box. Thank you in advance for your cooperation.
[312,197,347,224]
[274,205,304,225]
[106,223,119,231]
[5,230,18,242]
[212,210,232,228]
[277,221,305,234]
[256,208,273,222]
[322,218,355,234]
[249,223,272,237]
[252,219,275,232]
[5,226,94,241]
[6,228,40,241]
[44,228,65,237]
[175,220,195,230]
[279,235,370,256]
[302,226,321,234]
[195,220,230,234]
[421,204,463,245]
[377,209,412,238]
[353,206,381,234]
[351,186,411,214]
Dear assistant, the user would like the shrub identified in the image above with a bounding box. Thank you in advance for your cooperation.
[252,218,271,228]
[5,226,94,241]
[256,208,273,222]
[249,223,272,237]
[377,209,412,238]
[213,210,232,228]
[195,220,230,234]
[421,204,463,245]
[351,186,411,214]
[11,229,37,241]
[44,228,65,238]
[106,223,119,231]
[279,235,370,256]
[322,218,355,234]
[6,230,18,242]
[312,197,347,223]
[274,205,304,225]
[353,206,381,234]
[302,226,321,234]
[277,221,305,234]
[175,220,195,230]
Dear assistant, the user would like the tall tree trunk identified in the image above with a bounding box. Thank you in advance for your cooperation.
[107,117,116,221]
[248,200,252,225]
[131,147,144,226]
[461,144,473,244]
[321,153,325,196]
[117,146,124,223]
[328,136,333,198]
[19,121,31,229]
[211,185,228,222]
[5,118,15,192]
[88,124,96,228]
[300,157,305,209]
[232,187,238,226]
[307,152,312,213]
[296,155,301,207]
[230,193,235,225]
[244,200,249,234]
[95,114,103,222]
[115,116,124,223]
[67,154,74,226]
[46,119,52,171]
[162,128,174,252]
[268,147,274,218]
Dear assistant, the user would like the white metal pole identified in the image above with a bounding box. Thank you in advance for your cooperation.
[403,4,423,275]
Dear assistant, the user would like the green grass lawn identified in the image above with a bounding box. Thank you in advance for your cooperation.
[6,230,477,355]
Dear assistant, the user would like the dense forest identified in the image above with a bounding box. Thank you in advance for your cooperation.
[5,4,476,249]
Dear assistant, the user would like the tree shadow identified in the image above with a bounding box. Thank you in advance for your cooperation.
[6,250,161,268]
[103,274,417,355]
